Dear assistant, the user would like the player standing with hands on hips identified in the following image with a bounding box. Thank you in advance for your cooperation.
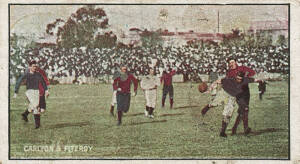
[113,65,138,126]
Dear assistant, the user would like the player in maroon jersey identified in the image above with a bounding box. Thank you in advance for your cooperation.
[113,65,138,126]
[160,67,176,109]
[226,58,255,135]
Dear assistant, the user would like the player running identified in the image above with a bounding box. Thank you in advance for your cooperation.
[112,65,138,126]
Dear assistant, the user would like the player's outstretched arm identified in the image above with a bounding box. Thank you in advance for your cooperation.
[14,74,26,97]
[242,66,256,77]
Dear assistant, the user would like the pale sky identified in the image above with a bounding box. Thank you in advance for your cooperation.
[10,5,288,37]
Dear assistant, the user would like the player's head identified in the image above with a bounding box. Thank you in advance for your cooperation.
[29,60,37,72]
[120,65,127,73]
[236,71,245,83]
[149,68,155,75]
[228,58,237,70]
[166,65,171,73]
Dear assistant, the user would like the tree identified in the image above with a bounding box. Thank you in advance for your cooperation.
[222,28,242,47]
[276,35,287,46]
[94,31,117,48]
[10,33,38,80]
[140,29,163,48]
[46,5,117,48]
[10,33,23,79]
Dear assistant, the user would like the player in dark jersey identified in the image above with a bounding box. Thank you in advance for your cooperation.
[14,61,49,129]
[160,67,176,108]
[112,65,138,126]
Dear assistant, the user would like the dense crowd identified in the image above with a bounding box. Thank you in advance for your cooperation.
[10,43,289,82]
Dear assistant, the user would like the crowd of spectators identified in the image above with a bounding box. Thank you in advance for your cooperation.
[10,43,289,83]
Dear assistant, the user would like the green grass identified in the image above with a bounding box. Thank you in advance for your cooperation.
[9,81,289,159]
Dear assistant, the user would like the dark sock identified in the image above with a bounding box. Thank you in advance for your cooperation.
[34,114,40,129]
[117,111,122,125]
[220,121,228,137]
[243,110,251,134]
[162,98,166,107]
[24,110,29,115]
[201,104,210,116]
[232,114,242,135]
[22,109,30,122]
[110,105,114,116]
[170,98,173,108]
[149,107,154,115]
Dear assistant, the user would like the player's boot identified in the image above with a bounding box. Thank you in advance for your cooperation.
[219,121,228,137]
[201,104,210,116]
[243,110,251,135]
[231,114,242,135]
[21,109,29,122]
[170,98,173,109]
[117,111,122,126]
[110,105,114,116]
[34,114,40,129]
[149,107,154,118]
[244,127,251,135]
[145,106,149,117]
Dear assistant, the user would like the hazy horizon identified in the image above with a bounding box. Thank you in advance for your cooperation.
[10,4,288,38]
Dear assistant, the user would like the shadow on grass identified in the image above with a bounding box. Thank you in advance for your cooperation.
[230,128,288,136]
[124,112,144,117]
[9,109,23,111]
[159,113,185,117]
[173,105,201,109]
[265,96,285,100]
[47,121,91,129]
[127,119,167,126]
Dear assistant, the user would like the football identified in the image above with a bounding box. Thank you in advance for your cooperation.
[198,82,208,93]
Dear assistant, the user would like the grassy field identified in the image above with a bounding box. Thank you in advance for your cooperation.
[9,81,289,159]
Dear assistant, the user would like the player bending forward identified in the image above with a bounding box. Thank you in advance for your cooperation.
[202,78,238,137]
[141,68,160,118]
[202,72,262,137]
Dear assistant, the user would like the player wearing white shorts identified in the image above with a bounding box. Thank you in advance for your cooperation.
[202,73,261,137]
[141,68,160,118]
[14,61,49,129]
[202,79,238,137]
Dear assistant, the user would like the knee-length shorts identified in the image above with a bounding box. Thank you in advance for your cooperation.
[25,89,40,114]
[210,88,237,118]
[162,85,174,99]
[145,89,157,108]
[117,92,131,113]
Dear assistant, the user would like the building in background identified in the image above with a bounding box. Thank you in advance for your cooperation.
[248,20,288,43]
